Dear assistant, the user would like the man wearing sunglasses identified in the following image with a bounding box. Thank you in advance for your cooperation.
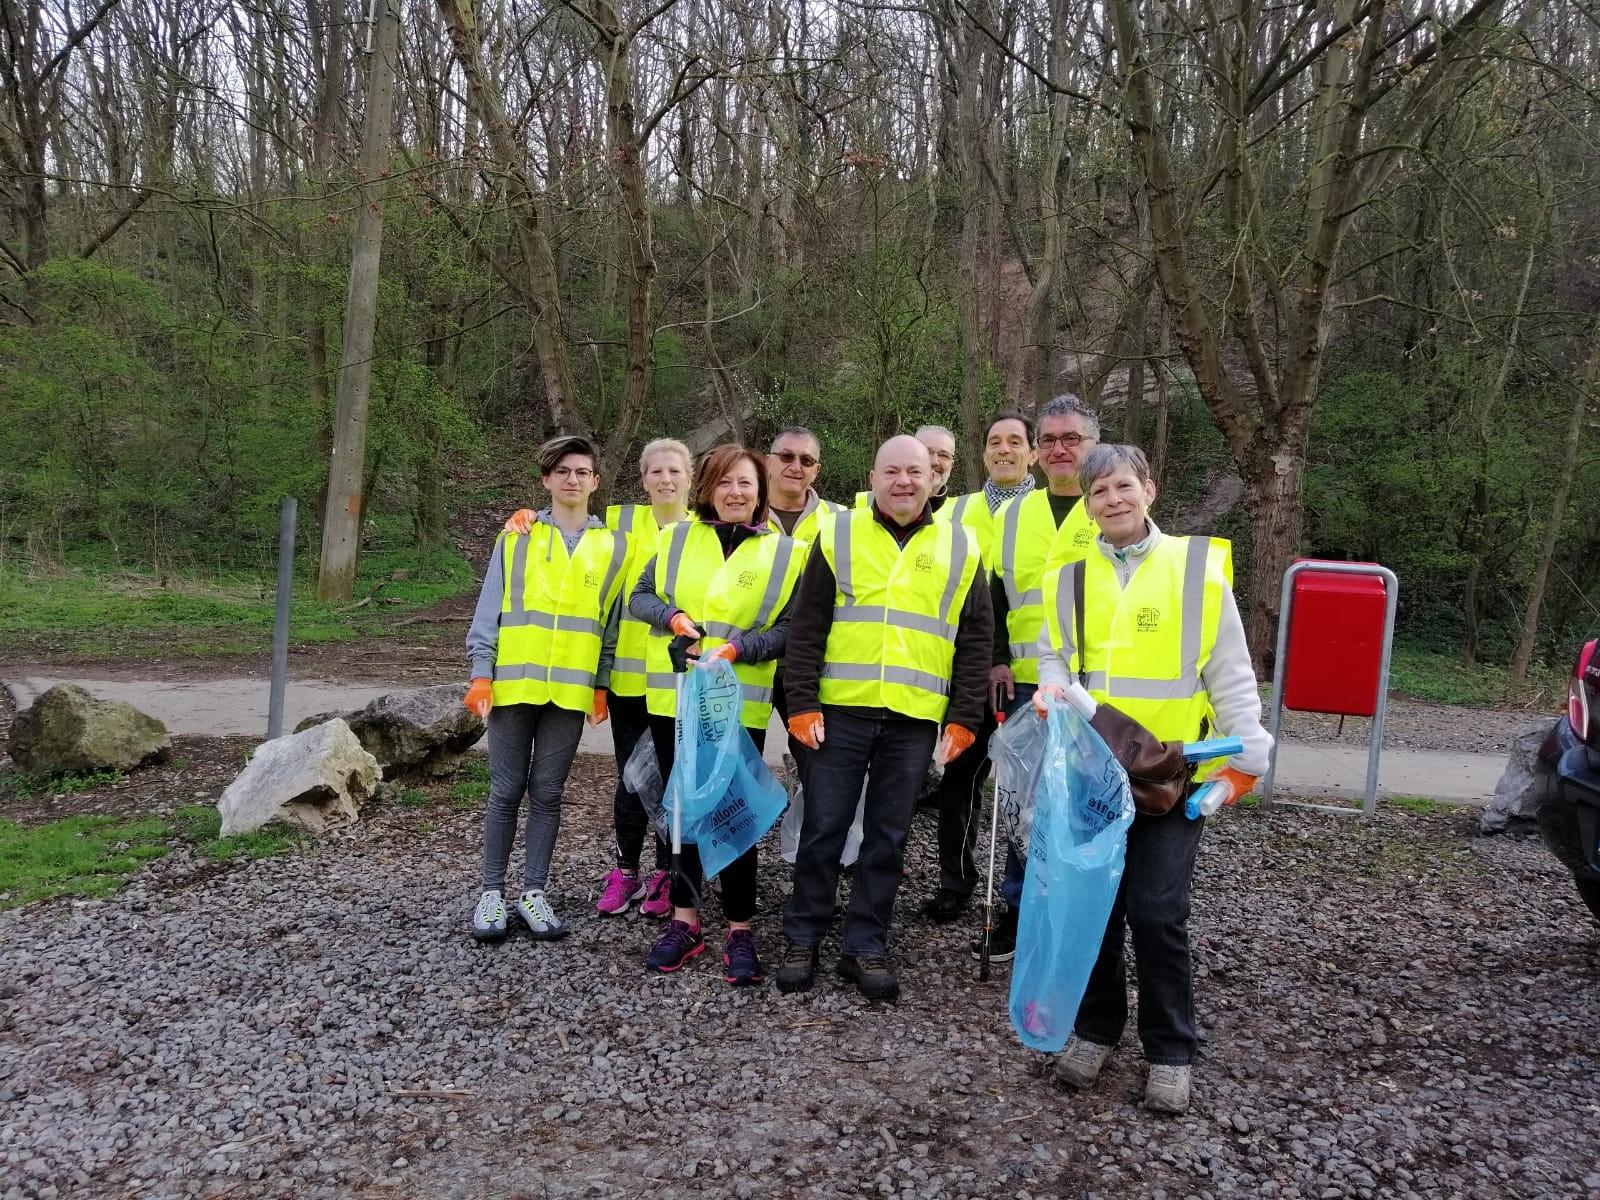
[766,426,845,548]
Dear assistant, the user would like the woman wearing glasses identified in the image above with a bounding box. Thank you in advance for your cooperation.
[464,436,630,943]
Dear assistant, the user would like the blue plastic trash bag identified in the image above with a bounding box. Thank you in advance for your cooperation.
[1008,698,1135,1053]
[988,709,1051,860]
[691,729,788,879]
[664,659,744,834]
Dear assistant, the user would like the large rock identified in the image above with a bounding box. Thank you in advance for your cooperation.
[295,684,484,780]
[9,684,171,775]
[217,719,379,836]
[1478,717,1558,836]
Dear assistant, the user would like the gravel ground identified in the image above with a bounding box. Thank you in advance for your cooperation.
[3,769,1598,1200]
[1275,697,1547,757]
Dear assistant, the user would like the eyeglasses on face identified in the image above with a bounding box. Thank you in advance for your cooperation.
[549,467,595,480]
[1038,433,1093,450]
[773,450,819,469]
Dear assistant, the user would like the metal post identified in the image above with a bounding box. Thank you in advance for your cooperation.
[267,496,298,739]
[1262,561,1399,817]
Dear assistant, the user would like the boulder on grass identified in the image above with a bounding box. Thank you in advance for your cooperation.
[295,683,484,780]
[1478,717,1558,836]
[9,684,171,775]
[218,719,379,836]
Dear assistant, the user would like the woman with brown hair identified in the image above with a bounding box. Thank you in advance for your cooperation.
[628,443,805,983]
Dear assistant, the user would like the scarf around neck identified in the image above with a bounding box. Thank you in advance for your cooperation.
[983,475,1035,514]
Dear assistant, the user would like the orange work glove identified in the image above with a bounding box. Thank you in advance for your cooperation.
[669,612,702,640]
[698,642,738,668]
[503,509,535,534]
[1213,766,1259,806]
[787,711,826,750]
[464,677,492,719]
[936,723,976,764]
[588,688,609,727]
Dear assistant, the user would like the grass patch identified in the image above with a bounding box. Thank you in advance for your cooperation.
[451,759,490,808]
[170,804,305,861]
[4,767,124,798]
[397,788,430,809]
[0,540,475,657]
[1389,644,1562,708]
[1390,795,1457,816]
[0,814,173,907]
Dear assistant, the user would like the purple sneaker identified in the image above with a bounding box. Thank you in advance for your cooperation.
[595,868,643,915]
[723,929,764,986]
[645,920,704,973]
[638,869,672,919]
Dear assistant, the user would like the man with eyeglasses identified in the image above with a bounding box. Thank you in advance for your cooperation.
[925,397,1103,930]
[766,426,844,547]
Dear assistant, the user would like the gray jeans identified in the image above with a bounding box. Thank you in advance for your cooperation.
[479,702,586,893]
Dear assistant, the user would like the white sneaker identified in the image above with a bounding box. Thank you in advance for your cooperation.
[1143,1063,1192,1114]
[514,889,570,940]
[471,890,507,942]
[1052,1036,1115,1089]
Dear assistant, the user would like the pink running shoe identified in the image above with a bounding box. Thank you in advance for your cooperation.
[596,868,643,915]
[638,869,672,918]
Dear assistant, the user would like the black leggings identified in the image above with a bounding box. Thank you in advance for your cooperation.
[609,693,668,873]
[648,714,765,923]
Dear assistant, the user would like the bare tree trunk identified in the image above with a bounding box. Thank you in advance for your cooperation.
[1508,315,1599,687]
[318,0,399,602]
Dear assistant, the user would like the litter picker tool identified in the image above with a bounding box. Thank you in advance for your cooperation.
[977,710,1006,982]
[668,627,702,905]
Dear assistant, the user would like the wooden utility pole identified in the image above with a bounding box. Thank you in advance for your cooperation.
[318,0,399,601]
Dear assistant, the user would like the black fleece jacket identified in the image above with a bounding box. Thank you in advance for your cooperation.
[782,503,993,732]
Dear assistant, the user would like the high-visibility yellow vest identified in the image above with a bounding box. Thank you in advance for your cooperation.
[816,509,981,723]
[855,489,994,563]
[1042,535,1234,780]
[644,520,803,729]
[941,491,997,564]
[604,503,685,699]
[993,490,1097,684]
[766,491,844,550]
[492,522,630,712]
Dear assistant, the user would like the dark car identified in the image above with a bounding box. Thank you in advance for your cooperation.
[1534,637,1600,925]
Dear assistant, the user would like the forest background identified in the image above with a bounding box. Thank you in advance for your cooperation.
[1,0,1596,698]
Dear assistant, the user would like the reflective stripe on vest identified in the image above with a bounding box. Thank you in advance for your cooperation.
[606,504,670,698]
[995,491,1097,684]
[767,492,845,549]
[493,524,628,712]
[817,509,977,723]
[644,521,802,728]
[1043,535,1233,778]
[939,491,995,564]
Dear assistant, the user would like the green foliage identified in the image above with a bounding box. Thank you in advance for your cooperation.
[5,768,124,797]
[170,804,304,861]
[396,789,429,808]
[0,814,172,908]
[1388,644,1561,706]
[451,758,490,808]
[1390,796,1456,815]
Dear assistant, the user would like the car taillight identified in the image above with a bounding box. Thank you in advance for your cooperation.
[1571,639,1598,742]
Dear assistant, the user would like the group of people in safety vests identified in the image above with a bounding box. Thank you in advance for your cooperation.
[461,395,1272,1114]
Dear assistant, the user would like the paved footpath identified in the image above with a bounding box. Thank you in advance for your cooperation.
[5,674,1505,805]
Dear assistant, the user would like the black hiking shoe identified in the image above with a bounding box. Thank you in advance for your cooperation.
[970,907,1018,963]
[837,952,900,1002]
[775,942,819,994]
[921,888,971,923]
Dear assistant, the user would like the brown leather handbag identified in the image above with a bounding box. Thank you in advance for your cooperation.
[1069,561,1190,817]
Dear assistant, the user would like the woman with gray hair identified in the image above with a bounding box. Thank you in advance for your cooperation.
[1031,443,1272,1114]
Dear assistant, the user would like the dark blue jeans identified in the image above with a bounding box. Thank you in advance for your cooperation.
[1073,802,1207,1065]
[782,708,938,957]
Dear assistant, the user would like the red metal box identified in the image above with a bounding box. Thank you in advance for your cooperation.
[1282,560,1388,717]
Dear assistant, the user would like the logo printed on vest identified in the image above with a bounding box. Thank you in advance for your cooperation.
[1136,606,1161,633]
[738,569,758,590]
[585,570,600,589]
[1074,528,1092,545]
[914,552,935,572]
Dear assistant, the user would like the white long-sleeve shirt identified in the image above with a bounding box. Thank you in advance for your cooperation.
[1036,521,1273,776]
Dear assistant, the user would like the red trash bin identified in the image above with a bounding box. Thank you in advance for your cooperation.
[1281,560,1389,718]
